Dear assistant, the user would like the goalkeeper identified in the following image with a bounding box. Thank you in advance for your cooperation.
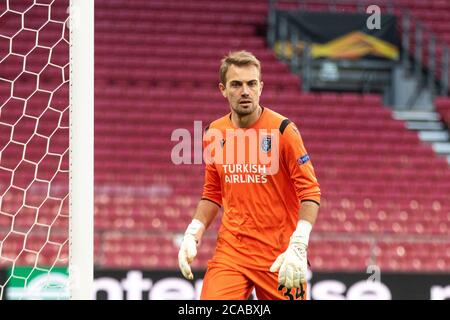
[178,51,320,300]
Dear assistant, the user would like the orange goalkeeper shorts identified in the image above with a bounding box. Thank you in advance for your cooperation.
[200,260,307,300]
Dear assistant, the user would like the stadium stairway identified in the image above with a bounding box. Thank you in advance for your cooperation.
[392,109,450,164]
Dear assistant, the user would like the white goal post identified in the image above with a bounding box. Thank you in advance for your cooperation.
[69,0,94,300]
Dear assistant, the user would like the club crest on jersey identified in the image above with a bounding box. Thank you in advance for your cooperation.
[261,136,272,153]
[297,154,310,165]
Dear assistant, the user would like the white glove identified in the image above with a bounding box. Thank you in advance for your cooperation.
[178,219,205,280]
[270,220,312,289]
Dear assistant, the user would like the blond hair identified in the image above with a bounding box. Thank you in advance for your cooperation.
[219,50,262,85]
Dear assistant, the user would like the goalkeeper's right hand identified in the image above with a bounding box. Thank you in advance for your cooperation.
[178,219,205,280]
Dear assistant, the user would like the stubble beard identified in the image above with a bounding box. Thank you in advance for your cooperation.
[232,102,258,117]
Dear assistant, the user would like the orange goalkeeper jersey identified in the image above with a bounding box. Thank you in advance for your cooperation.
[202,107,320,270]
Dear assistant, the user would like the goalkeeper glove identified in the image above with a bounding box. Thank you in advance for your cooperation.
[270,220,312,289]
[178,219,205,280]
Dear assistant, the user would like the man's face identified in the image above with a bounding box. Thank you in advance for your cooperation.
[219,64,263,116]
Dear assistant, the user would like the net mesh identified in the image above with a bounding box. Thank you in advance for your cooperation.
[0,0,69,299]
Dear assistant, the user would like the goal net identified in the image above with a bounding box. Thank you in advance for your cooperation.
[0,0,93,300]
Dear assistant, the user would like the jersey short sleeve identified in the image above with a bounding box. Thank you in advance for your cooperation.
[281,122,321,205]
[201,127,223,207]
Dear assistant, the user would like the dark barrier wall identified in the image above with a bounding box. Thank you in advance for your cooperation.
[1,269,449,300]
[93,270,450,300]
[286,10,399,46]
[276,9,400,60]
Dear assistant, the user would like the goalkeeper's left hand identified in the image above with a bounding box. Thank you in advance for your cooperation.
[270,220,312,289]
